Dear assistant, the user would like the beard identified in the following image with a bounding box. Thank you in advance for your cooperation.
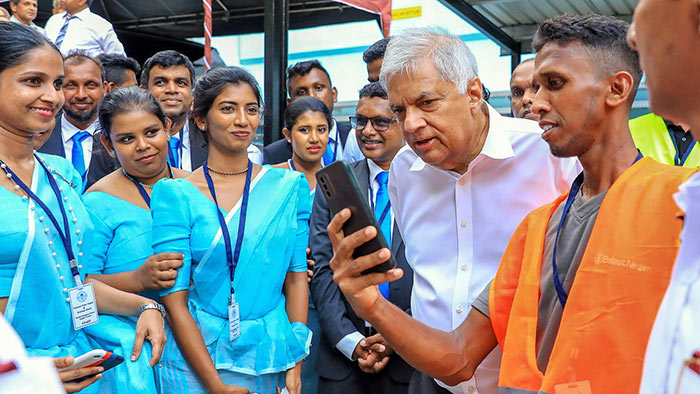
[63,106,97,124]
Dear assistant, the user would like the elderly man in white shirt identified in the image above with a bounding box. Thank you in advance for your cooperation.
[324,27,578,394]
[628,1,700,393]
[44,0,125,57]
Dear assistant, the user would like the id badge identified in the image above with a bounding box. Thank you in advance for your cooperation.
[68,283,99,330]
[228,294,241,341]
[554,381,592,394]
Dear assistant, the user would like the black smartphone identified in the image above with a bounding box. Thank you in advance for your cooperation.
[316,161,396,273]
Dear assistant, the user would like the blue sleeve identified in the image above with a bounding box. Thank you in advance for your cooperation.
[151,179,193,296]
[82,195,112,275]
[289,175,310,273]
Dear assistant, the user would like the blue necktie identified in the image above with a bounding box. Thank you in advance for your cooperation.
[322,137,335,165]
[375,171,391,299]
[55,15,76,49]
[168,135,181,169]
[71,131,91,179]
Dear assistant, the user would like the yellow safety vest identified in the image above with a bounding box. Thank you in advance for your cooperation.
[629,113,700,167]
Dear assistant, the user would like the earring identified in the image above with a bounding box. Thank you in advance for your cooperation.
[202,125,207,131]
[167,135,171,141]
[286,140,291,143]
[110,150,115,155]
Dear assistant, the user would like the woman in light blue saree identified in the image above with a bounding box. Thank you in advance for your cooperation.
[82,87,189,393]
[153,67,311,394]
[0,22,166,394]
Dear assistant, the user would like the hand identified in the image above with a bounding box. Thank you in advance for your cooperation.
[132,308,166,366]
[327,209,403,319]
[306,248,315,283]
[351,341,370,361]
[361,334,394,358]
[210,382,251,394]
[135,253,184,291]
[53,356,103,393]
[358,351,390,374]
[281,363,302,394]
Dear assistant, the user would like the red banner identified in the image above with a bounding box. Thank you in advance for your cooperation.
[335,0,392,37]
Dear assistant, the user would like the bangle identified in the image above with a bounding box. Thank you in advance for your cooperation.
[139,303,166,319]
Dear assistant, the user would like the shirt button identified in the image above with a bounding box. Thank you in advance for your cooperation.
[461,220,467,228]
[63,288,68,293]
[682,137,687,142]
[468,387,476,394]
[456,306,463,314]
[461,264,468,271]
[65,297,70,302]
[59,276,64,280]
[459,178,466,186]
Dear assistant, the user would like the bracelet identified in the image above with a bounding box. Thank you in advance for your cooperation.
[139,303,166,319]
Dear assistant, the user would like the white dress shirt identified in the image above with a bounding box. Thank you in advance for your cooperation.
[45,8,125,57]
[640,171,700,394]
[342,128,366,163]
[0,315,64,393]
[248,144,263,165]
[10,15,45,35]
[62,118,98,173]
[177,122,192,172]
[335,159,394,360]
[388,104,579,394]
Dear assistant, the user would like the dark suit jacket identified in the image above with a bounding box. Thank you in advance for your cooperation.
[38,115,120,190]
[182,119,208,171]
[263,121,351,164]
[309,159,415,384]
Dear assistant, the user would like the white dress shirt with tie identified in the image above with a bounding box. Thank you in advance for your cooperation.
[388,104,579,394]
[62,119,98,175]
[639,171,700,394]
[44,8,125,57]
[335,158,395,360]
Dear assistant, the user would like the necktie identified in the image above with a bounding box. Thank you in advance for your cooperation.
[375,171,391,299]
[71,131,91,179]
[168,135,181,169]
[55,15,76,49]
[322,137,336,166]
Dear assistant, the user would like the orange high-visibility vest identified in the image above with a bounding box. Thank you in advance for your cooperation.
[489,158,697,394]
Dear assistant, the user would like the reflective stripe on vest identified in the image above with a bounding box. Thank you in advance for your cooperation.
[489,158,698,393]
[629,113,700,168]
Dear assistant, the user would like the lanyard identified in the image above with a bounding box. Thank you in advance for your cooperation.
[1,155,83,286]
[668,130,697,167]
[287,159,296,171]
[202,160,252,295]
[368,177,391,227]
[122,165,174,207]
[552,151,643,308]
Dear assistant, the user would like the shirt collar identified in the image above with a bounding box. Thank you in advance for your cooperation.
[408,103,515,172]
[367,158,388,183]
[67,7,90,20]
[329,119,338,142]
[62,117,99,143]
[10,15,38,28]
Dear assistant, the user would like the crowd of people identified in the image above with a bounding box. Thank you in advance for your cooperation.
[0,0,698,394]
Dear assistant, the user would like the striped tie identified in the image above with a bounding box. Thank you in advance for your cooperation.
[55,15,76,49]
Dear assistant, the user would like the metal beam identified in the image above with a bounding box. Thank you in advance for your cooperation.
[263,0,288,146]
[437,0,520,55]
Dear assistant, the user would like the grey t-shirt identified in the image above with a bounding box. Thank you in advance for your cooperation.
[472,188,606,373]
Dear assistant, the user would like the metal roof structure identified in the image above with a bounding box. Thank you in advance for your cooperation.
[439,0,636,68]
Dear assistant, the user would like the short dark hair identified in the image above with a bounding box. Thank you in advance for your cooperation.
[98,86,167,139]
[362,37,390,64]
[0,20,58,75]
[97,54,141,86]
[286,59,332,91]
[64,50,106,83]
[192,67,262,140]
[358,82,388,100]
[533,13,642,97]
[140,50,195,87]
[9,1,21,5]
[284,96,332,131]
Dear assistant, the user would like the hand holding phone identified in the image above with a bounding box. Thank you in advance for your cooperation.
[58,349,123,383]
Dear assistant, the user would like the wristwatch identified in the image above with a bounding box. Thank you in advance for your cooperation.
[139,303,166,319]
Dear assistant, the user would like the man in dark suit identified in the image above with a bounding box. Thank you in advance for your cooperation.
[263,59,364,164]
[310,82,413,394]
[141,50,208,171]
[38,51,118,190]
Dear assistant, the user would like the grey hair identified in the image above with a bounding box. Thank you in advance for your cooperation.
[379,26,478,94]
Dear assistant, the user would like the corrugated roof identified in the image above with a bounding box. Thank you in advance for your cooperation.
[467,0,636,52]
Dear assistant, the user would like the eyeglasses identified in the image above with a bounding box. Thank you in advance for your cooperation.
[349,115,397,132]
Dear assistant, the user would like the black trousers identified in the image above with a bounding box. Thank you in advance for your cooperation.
[317,364,409,394]
[407,371,452,394]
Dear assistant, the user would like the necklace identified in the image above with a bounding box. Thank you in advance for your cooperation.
[206,165,249,176]
[122,164,174,189]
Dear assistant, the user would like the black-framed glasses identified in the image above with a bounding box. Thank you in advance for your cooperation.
[349,115,397,132]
